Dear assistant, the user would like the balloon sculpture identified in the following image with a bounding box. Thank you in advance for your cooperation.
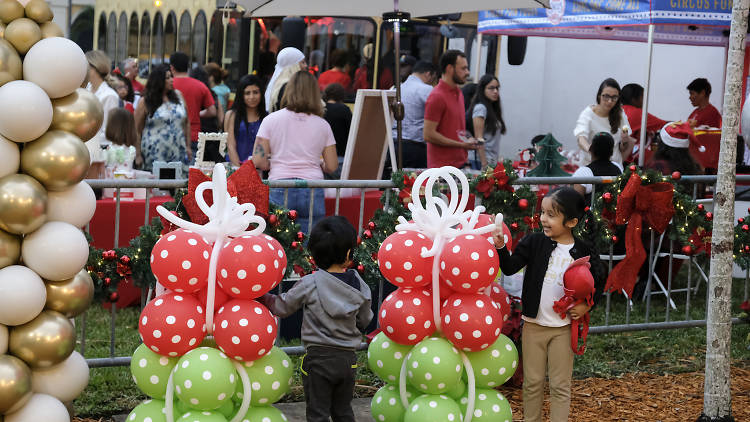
[0,1,97,421]
[126,164,292,422]
[368,167,518,422]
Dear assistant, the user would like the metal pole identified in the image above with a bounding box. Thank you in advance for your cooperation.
[473,33,483,83]
[638,24,655,167]
[393,16,404,171]
[67,0,72,37]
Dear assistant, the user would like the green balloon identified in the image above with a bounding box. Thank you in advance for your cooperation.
[125,399,176,422]
[406,337,462,394]
[458,388,512,422]
[464,335,518,388]
[233,346,293,406]
[176,410,228,422]
[174,347,238,411]
[216,400,235,419]
[131,343,179,399]
[234,405,289,422]
[445,379,465,401]
[368,331,413,384]
[371,384,418,422]
[403,395,462,422]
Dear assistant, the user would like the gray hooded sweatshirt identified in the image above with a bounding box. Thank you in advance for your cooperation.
[266,269,373,350]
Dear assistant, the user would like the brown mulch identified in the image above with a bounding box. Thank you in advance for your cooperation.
[73,368,750,422]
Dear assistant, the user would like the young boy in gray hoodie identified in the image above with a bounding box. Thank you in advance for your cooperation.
[262,216,373,422]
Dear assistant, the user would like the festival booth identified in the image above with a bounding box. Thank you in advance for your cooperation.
[477,0,733,168]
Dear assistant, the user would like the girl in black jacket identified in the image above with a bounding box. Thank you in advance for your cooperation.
[491,187,604,422]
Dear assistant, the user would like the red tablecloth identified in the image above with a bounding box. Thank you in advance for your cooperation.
[89,196,173,249]
[325,190,382,229]
[692,129,721,170]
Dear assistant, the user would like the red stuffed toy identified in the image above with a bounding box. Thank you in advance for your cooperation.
[552,256,595,355]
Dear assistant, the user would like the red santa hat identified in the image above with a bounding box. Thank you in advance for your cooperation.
[659,121,694,149]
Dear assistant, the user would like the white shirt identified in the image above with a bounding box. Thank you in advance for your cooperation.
[571,161,624,194]
[88,81,120,144]
[392,74,433,142]
[574,105,631,166]
[523,242,573,327]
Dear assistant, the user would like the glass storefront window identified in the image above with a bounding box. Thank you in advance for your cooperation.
[165,12,177,59]
[139,13,151,74]
[178,11,191,54]
[97,12,107,52]
[152,12,164,65]
[128,13,138,59]
[107,12,117,60]
[208,10,223,67]
[193,11,207,65]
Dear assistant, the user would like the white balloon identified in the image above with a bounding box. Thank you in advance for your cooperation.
[46,182,96,228]
[31,351,89,402]
[0,323,7,354]
[4,394,69,422]
[23,38,87,99]
[21,222,88,281]
[0,265,46,326]
[0,135,19,178]
[0,80,52,143]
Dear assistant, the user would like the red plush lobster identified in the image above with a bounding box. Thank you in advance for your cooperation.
[552,256,595,355]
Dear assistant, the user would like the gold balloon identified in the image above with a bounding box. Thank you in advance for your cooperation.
[39,21,62,38]
[4,17,40,54]
[0,0,23,24]
[0,37,21,87]
[0,22,5,37]
[23,0,52,24]
[9,310,75,369]
[0,355,31,413]
[44,269,94,318]
[0,227,20,269]
[0,174,47,234]
[50,88,104,142]
[20,130,90,192]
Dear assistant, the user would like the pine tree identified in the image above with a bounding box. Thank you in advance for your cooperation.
[526,133,571,177]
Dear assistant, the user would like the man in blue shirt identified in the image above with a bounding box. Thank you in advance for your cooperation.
[393,61,437,169]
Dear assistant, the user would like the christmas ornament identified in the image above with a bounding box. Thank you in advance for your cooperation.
[363,229,373,239]
[682,245,694,255]
[296,231,304,241]
[288,210,298,221]
[518,198,528,210]
[368,221,376,230]
[602,192,613,203]
[268,214,278,226]
[705,212,713,222]
[697,204,704,212]
[671,171,681,180]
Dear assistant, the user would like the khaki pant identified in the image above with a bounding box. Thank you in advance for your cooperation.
[521,321,575,422]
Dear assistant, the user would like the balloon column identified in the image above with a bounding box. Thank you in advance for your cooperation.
[0,1,97,421]
[367,167,519,422]
[126,164,292,422]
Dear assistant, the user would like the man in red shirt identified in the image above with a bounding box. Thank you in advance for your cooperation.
[318,49,352,91]
[121,58,144,95]
[170,52,216,162]
[423,50,478,168]
[687,78,722,128]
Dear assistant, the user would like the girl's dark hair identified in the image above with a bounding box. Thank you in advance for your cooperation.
[230,75,267,136]
[545,186,586,224]
[309,216,357,269]
[469,74,506,136]
[653,137,702,175]
[105,108,137,147]
[144,64,179,118]
[596,78,623,134]
[590,132,615,161]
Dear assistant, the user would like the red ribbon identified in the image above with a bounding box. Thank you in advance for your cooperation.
[182,162,269,224]
[605,173,675,297]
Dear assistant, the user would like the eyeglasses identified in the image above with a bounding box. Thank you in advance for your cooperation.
[486,86,500,91]
[601,94,619,102]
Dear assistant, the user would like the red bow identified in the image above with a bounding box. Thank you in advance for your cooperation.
[182,162,269,224]
[605,173,675,297]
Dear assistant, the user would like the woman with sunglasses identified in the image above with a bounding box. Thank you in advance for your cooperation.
[574,78,634,166]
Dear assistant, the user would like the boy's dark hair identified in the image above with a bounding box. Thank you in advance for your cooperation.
[413,60,437,76]
[621,83,643,107]
[687,78,711,96]
[323,83,347,102]
[439,50,466,75]
[531,134,546,146]
[169,52,190,73]
[309,216,357,270]
[590,132,615,161]
[330,49,348,69]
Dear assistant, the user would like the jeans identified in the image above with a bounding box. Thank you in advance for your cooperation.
[270,181,326,234]
[302,346,357,422]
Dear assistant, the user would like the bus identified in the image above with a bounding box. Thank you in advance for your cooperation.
[92,0,500,92]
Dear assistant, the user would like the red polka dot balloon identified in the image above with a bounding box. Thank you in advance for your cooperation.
[378,287,435,345]
[194,285,230,314]
[150,229,212,294]
[488,282,512,326]
[139,292,206,357]
[438,277,455,300]
[441,293,502,352]
[440,234,498,293]
[475,213,512,251]
[213,299,277,361]
[217,234,286,299]
[378,230,433,288]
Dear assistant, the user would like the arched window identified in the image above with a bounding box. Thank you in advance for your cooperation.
[128,12,138,59]
[97,12,107,51]
[208,10,223,66]
[224,11,242,88]
[139,12,151,72]
[178,11,191,54]
[117,12,128,64]
[152,12,164,65]
[192,11,207,65]
[164,12,177,58]
[107,12,116,59]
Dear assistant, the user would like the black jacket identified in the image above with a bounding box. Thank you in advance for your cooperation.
[497,232,605,319]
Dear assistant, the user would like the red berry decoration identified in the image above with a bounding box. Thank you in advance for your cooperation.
[744,225,749,232]
[379,288,435,345]
[150,228,212,294]
[139,292,206,357]
[291,241,300,249]
[629,165,637,172]
[442,293,502,352]
[213,299,277,361]
[602,192,613,203]
[681,245,693,255]
[612,235,619,243]
[296,231,305,241]
[705,212,713,222]
[697,204,705,212]
[268,214,278,226]
[488,283,512,324]
[745,245,750,253]
[510,222,519,231]
[109,292,119,302]
[367,221,376,230]
[739,218,745,224]
[378,230,433,288]
[518,198,529,210]
[440,234,498,294]
[671,171,682,180]
[363,229,373,239]
[104,277,111,286]
[217,234,286,300]
[356,264,365,274]
[288,210,298,221]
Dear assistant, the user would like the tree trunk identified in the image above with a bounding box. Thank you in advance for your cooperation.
[701,0,749,419]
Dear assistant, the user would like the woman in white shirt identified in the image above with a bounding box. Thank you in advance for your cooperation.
[574,78,634,166]
[85,50,120,160]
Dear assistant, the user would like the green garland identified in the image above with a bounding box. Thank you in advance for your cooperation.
[733,208,750,270]
[469,160,538,234]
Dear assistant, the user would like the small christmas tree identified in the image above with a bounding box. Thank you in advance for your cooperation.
[527,133,571,177]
